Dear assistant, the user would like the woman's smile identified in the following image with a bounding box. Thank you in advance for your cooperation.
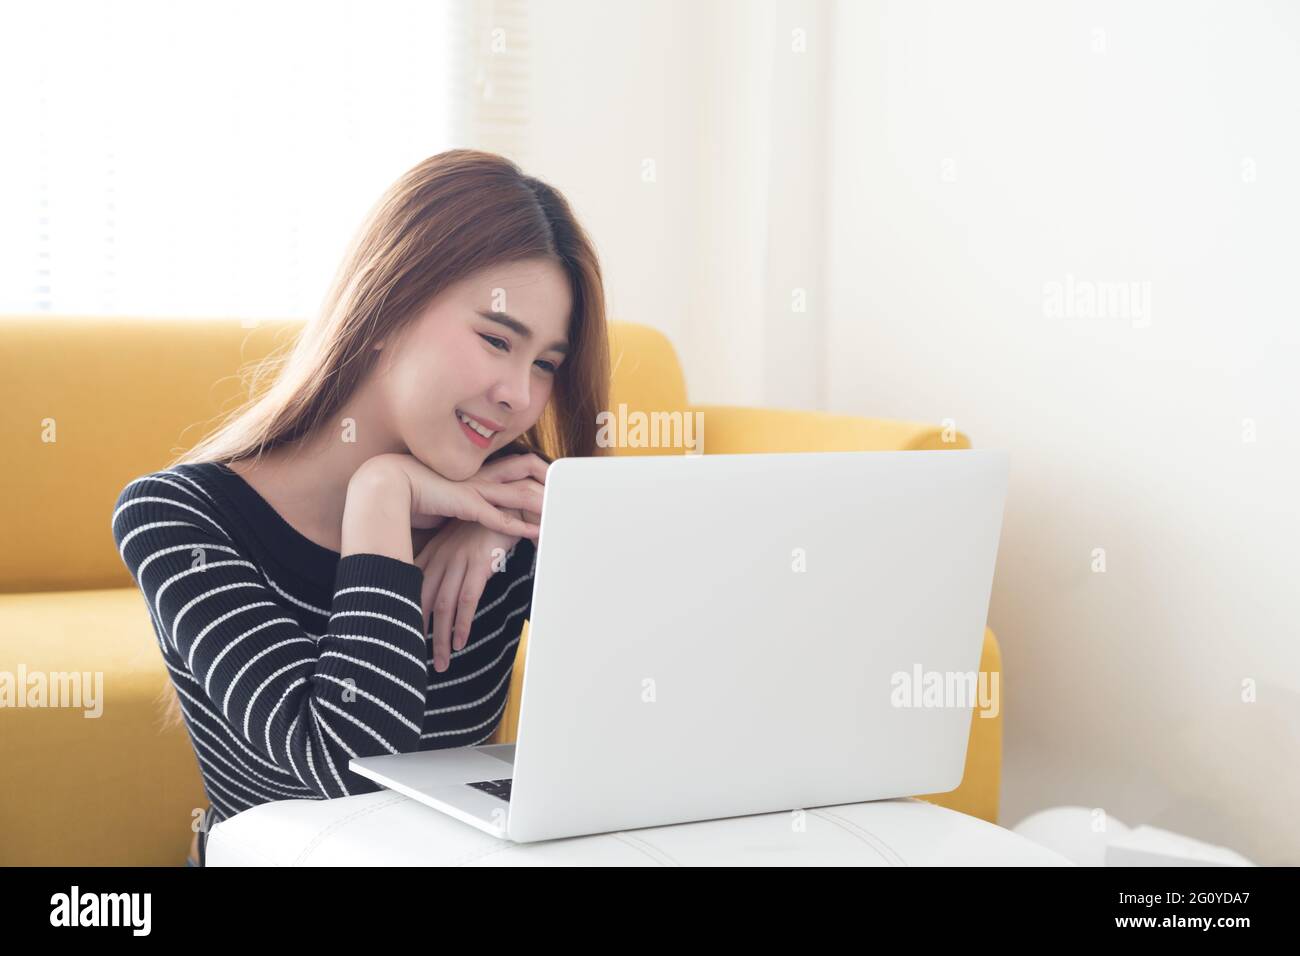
[455,409,496,448]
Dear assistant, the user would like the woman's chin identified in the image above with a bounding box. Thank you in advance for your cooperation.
[433,455,480,483]
[405,448,462,482]
[411,434,490,482]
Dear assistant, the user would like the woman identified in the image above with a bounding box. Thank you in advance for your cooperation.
[110,149,611,866]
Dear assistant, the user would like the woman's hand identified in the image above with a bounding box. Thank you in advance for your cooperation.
[415,518,524,672]
[412,452,551,673]
[471,452,551,526]
[413,455,551,671]
[366,452,546,541]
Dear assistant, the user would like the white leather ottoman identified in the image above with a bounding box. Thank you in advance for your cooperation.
[206,792,1075,866]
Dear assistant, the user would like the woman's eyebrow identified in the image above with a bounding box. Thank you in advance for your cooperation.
[476,309,569,354]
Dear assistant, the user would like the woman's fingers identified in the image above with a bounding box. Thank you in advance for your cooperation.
[417,540,445,653]
[476,453,551,486]
[431,549,495,667]
[452,560,493,652]
[475,477,544,517]
[438,484,528,535]
[431,556,468,672]
[474,499,539,539]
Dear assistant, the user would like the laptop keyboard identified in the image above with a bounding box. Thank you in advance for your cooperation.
[466,777,512,802]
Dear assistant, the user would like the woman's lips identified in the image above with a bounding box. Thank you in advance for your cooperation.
[458,410,504,431]
[456,410,493,448]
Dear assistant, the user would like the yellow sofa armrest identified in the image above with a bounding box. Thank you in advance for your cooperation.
[486,620,530,749]
[914,626,1003,825]
[687,404,970,454]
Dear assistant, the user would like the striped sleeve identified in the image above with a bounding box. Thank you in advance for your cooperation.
[111,473,428,799]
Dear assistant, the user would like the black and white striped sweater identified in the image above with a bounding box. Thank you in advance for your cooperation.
[110,461,536,856]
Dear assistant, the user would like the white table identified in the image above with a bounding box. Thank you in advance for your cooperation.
[207,791,1074,866]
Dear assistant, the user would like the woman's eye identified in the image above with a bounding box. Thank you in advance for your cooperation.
[482,333,559,374]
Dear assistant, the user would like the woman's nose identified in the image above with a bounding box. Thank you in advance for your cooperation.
[489,366,532,415]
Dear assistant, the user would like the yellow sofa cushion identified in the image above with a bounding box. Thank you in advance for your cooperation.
[0,587,205,866]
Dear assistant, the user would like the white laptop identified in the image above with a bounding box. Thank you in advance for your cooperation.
[350,448,1009,844]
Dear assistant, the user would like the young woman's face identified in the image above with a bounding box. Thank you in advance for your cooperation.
[377,258,572,481]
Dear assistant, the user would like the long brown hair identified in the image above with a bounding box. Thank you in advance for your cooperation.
[159,149,611,730]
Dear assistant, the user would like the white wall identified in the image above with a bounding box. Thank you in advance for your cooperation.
[528,0,1297,863]
[828,0,1300,863]
[529,0,831,409]
[526,0,702,381]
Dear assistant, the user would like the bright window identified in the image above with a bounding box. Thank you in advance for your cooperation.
[0,0,499,319]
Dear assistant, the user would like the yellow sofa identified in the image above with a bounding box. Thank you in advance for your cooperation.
[0,315,1002,865]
